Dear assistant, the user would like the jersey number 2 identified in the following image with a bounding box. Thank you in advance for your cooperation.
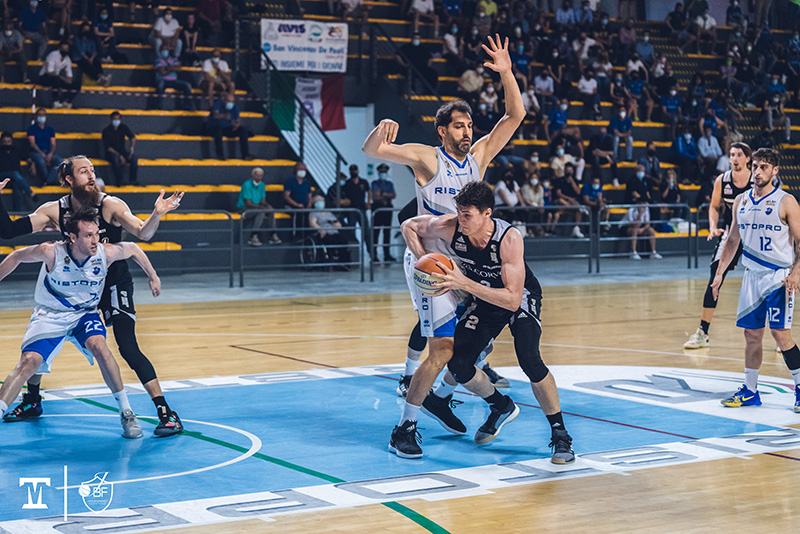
[464,315,479,330]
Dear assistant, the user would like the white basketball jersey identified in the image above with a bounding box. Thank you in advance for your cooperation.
[738,187,793,271]
[416,147,481,216]
[34,242,108,312]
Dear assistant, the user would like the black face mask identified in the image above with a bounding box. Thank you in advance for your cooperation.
[647,149,655,156]
[60,49,69,57]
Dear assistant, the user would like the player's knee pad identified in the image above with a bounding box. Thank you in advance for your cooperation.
[702,285,719,309]
[447,355,477,384]
[408,321,427,352]
[782,345,800,371]
[521,355,549,383]
[113,316,158,384]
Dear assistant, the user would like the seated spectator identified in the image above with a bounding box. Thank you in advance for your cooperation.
[638,141,662,182]
[371,163,396,262]
[472,3,493,35]
[0,131,35,211]
[581,175,608,231]
[208,94,251,160]
[339,0,371,26]
[19,0,48,60]
[495,140,527,183]
[523,150,541,180]
[625,164,650,204]
[521,85,546,139]
[552,163,584,238]
[309,194,351,267]
[726,0,746,32]
[609,107,634,162]
[626,53,647,82]
[396,33,438,91]
[180,13,202,67]
[533,70,557,111]
[592,12,615,52]
[654,63,678,97]
[155,43,194,110]
[635,31,655,67]
[577,69,600,120]
[1,18,28,83]
[462,25,483,65]
[442,22,464,75]
[697,126,722,174]
[456,63,483,105]
[546,98,575,142]
[753,126,775,150]
[473,102,495,138]
[102,111,138,186]
[479,81,499,113]
[760,93,791,143]
[588,126,618,186]
[660,168,681,211]
[572,31,596,67]
[73,22,111,87]
[26,108,63,185]
[493,170,525,223]
[592,51,613,98]
[694,7,716,54]
[617,18,637,64]
[554,1,576,34]
[666,2,695,54]
[624,200,662,260]
[519,172,545,236]
[152,7,183,59]
[576,0,594,31]
[39,41,82,109]
[284,162,312,235]
[627,70,654,122]
[342,164,370,229]
[94,7,121,63]
[237,166,280,247]
[202,48,235,108]
[410,0,439,36]
[660,85,683,139]
[610,73,633,116]
[549,143,577,180]
[671,128,699,184]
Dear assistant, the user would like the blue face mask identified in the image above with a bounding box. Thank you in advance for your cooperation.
[37,116,46,124]
[314,200,325,209]
[226,102,234,110]
[592,183,601,190]
[112,119,121,127]
[161,49,170,57]
[100,13,108,20]
[636,171,645,179]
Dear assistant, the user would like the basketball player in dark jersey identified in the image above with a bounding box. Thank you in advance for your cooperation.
[392,181,575,463]
[684,142,752,349]
[0,156,185,435]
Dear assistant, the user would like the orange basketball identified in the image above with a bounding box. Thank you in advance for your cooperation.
[412,253,455,295]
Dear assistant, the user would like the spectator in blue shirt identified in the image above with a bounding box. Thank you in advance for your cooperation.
[73,22,111,86]
[19,0,48,60]
[638,141,662,182]
[635,31,655,67]
[609,107,634,161]
[671,128,699,183]
[575,0,593,31]
[766,73,786,96]
[284,162,312,235]
[547,98,570,141]
[93,7,120,63]
[554,1,577,33]
[26,108,63,185]
[208,94,251,160]
[660,86,683,139]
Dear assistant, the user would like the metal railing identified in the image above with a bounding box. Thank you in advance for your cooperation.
[239,207,366,286]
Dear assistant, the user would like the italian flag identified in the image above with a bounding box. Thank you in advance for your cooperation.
[271,73,346,132]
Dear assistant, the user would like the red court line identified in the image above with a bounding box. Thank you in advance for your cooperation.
[230,345,340,369]
[766,452,800,462]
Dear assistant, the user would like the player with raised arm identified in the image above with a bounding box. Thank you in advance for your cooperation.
[0,156,185,435]
[0,209,162,439]
[398,181,575,462]
[363,35,526,456]
[684,142,752,349]
[711,148,800,411]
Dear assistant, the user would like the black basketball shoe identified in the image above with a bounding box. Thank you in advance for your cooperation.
[474,396,519,444]
[396,375,412,398]
[549,428,576,464]
[3,392,43,422]
[482,364,510,388]
[389,420,423,459]
[154,407,184,437]
[421,392,466,435]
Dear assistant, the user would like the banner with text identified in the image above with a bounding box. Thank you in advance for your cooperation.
[260,19,348,73]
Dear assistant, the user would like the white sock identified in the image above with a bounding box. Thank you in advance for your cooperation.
[433,380,457,398]
[744,368,760,392]
[791,367,800,387]
[113,389,132,413]
[403,355,422,377]
[399,401,419,425]
[0,400,7,417]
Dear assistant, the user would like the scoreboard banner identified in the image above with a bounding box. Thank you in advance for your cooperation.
[260,19,348,73]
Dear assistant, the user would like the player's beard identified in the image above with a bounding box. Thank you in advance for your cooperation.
[448,135,471,158]
[72,182,100,207]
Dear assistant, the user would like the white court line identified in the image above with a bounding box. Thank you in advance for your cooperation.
[47,415,262,489]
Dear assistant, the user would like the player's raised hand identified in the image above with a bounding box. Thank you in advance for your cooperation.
[154,189,184,215]
[482,34,511,75]
[707,227,725,241]
[0,178,9,191]
[149,275,161,297]
[380,119,399,144]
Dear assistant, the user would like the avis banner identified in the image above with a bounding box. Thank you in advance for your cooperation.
[260,19,348,73]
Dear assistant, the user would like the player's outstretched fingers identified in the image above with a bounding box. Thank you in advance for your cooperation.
[0,178,9,191]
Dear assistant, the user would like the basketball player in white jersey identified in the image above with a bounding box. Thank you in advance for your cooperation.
[362,35,525,456]
[711,148,800,411]
[0,209,162,438]
[684,142,752,349]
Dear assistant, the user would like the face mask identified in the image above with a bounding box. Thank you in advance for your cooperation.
[773,79,779,85]
[226,101,234,110]
[747,45,752,51]
[602,18,608,24]
[691,100,697,106]
[30,1,37,7]
[4,30,11,37]
[212,56,220,63]
[552,52,559,58]
[37,116,46,124]
[515,28,521,36]
[313,200,325,209]
[112,119,120,127]
[616,78,622,83]
[560,104,568,111]
[161,49,170,57]
[378,172,387,179]
[530,156,539,162]
[593,183,601,190]
[100,13,108,20]
[471,29,478,36]
[164,14,172,22]
[736,32,741,37]
[684,134,692,141]
[487,86,494,93]
[451,27,457,34]
[774,97,780,103]
[476,67,484,75]
[561,36,567,42]
[644,36,649,42]
[543,181,550,188]
[732,46,738,52]
[60,49,69,57]
[479,103,487,111]
[412,39,420,46]
[518,45,524,53]
[532,178,539,186]
[647,148,655,156]
[619,112,626,119]
[296,170,307,178]
[557,148,565,156]
[670,90,677,96]
[636,171,645,179]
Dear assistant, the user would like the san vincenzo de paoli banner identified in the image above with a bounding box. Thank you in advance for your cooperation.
[261,19,348,73]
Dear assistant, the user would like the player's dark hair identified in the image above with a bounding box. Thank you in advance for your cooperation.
[730,142,752,162]
[752,147,779,168]
[434,100,472,130]
[454,181,494,212]
[57,155,89,186]
[64,208,99,237]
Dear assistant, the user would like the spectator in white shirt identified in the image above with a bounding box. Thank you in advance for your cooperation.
[577,69,600,119]
[624,201,662,260]
[479,81,499,113]
[410,0,439,36]
[522,86,546,139]
[152,8,183,58]
[201,47,235,108]
[38,41,82,108]
[571,31,596,65]
[697,126,722,174]
[695,8,717,53]
[533,71,557,110]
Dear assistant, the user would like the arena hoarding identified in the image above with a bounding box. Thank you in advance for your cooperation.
[260,19,348,73]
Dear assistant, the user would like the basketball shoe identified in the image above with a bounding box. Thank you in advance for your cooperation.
[684,328,710,349]
[2,392,43,422]
[120,408,143,439]
[396,375,412,398]
[721,385,762,407]
[155,407,184,437]
[474,396,519,444]
[482,364,510,388]
[550,428,576,464]
[421,393,466,435]
[389,420,422,459]
[794,385,800,413]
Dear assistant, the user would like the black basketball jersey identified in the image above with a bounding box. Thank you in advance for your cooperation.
[450,218,542,313]
[58,193,131,283]
[719,170,751,228]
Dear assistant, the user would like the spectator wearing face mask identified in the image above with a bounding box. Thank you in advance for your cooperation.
[442,22,463,74]
[73,21,112,87]
[694,8,716,54]
[546,98,572,143]
[152,8,183,59]
[396,32,438,91]
[575,0,594,31]
[638,141,662,183]
[409,0,439,36]
[554,1,577,34]
[533,69,557,111]
[610,72,634,117]
[522,85,546,139]
[479,81,499,113]
[588,126,619,186]
[635,31,655,66]
[284,162,313,237]
[617,18,637,64]
[660,85,683,139]
[457,63,484,105]
[473,101,495,139]
[0,131,35,211]
[201,48,235,109]
[102,111,138,186]
[462,25,483,64]
[577,69,600,120]
[726,0,746,32]
[581,176,608,232]
[1,19,27,84]
[761,92,791,143]
[519,172,545,236]
[666,2,695,54]
[625,164,651,204]
[671,128,699,184]
[609,107,634,162]
[371,163,396,262]
[309,194,351,268]
[154,43,194,110]
[26,107,63,185]
[94,7,121,63]
[19,0,48,61]
[238,166,280,247]
[552,163,585,238]
[624,199,662,260]
[697,126,722,176]
[208,93,251,160]
[39,41,82,109]
[472,5,492,35]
